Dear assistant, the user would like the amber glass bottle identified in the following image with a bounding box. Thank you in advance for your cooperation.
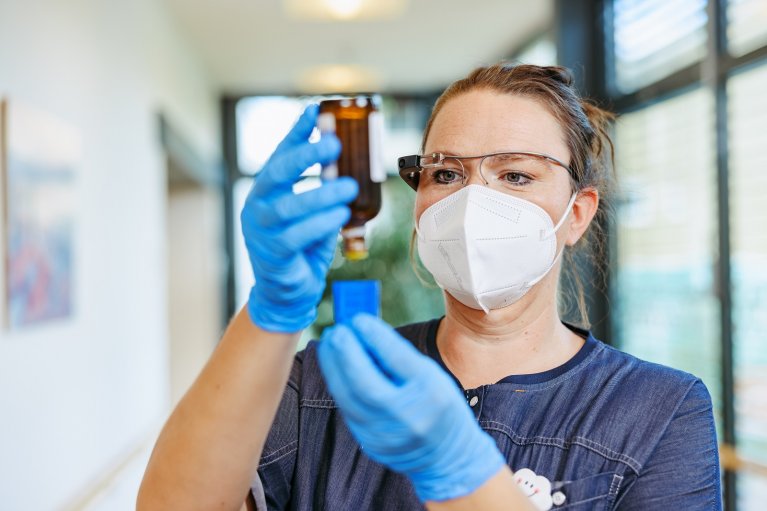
[318,95,384,260]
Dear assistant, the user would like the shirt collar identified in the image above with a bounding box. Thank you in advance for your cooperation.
[425,318,599,390]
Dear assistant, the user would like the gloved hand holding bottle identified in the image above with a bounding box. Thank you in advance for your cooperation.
[317,313,507,503]
[241,104,359,332]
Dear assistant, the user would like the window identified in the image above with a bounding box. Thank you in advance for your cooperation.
[236,96,307,175]
[614,88,721,418]
[604,0,767,507]
[728,61,767,508]
[727,0,767,57]
[611,0,708,92]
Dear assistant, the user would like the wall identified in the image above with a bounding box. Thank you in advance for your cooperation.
[0,1,219,509]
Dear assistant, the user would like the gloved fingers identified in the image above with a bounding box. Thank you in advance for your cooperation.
[257,177,358,228]
[275,205,350,255]
[318,325,395,416]
[252,137,340,198]
[253,136,341,198]
[274,103,319,154]
[349,313,431,384]
[306,232,341,276]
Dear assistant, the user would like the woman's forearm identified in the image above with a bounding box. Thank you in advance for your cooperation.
[425,467,536,511]
[137,307,300,511]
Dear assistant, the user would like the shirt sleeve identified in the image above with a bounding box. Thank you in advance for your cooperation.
[251,353,303,511]
[616,379,722,510]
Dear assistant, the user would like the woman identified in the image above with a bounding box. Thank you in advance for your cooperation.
[138,64,721,511]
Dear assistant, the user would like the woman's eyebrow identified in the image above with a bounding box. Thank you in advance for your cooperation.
[424,149,457,156]
[425,150,491,158]
[492,153,529,161]
[425,149,534,158]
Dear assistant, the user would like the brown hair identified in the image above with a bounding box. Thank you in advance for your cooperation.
[411,63,616,328]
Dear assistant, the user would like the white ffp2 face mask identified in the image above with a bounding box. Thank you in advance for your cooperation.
[416,184,577,313]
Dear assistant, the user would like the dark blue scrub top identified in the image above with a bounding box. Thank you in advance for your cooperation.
[252,319,722,510]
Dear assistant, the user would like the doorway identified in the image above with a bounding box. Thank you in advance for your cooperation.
[162,116,223,405]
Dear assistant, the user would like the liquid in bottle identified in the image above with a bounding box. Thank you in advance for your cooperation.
[318,95,385,260]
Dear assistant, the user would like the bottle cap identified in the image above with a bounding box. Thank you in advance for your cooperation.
[332,280,381,324]
[342,226,368,260]
[343,237,369,260]
[344,249,369,261]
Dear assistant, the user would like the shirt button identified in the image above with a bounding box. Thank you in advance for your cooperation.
[469,396,479,407]
[552,491,566,506]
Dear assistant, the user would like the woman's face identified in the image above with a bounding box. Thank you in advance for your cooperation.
[416,90,574,224]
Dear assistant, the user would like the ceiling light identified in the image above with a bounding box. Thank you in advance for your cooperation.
[284,0,407,21]
[297,64,382,94]
[323,0,364,19]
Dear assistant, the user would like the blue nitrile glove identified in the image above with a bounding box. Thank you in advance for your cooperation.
[241,104,358,332]
[317,313,506,502]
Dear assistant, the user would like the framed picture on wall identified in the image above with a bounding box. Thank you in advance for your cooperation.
[0,98,80,329]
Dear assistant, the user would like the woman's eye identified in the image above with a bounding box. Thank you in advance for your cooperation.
[502,172,532,185]
[432,169,462,184]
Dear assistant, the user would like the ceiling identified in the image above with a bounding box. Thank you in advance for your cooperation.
[163,0,554,95]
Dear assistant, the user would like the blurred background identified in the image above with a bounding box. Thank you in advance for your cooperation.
[0,0,765,509]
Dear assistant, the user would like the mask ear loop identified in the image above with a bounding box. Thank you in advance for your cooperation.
[549,191,579,237]
[414,213,423,239]
[528,191,578,288]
